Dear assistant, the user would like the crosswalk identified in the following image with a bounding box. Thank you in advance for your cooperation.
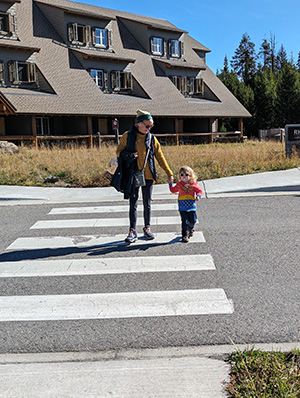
[1,201,234,325]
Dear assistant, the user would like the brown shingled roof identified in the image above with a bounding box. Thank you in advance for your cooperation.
[0,0,250,120]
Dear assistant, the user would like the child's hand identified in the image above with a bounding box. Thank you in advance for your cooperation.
[195,195,201,201]
[168,175,174,184]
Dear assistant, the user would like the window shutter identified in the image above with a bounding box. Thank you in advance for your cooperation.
[163,39,166,56]
[84,25,91,44]
[92,28,96,45]
[0,61,4,82]
[180,41,184,58]
[8,61,17,83]
[171,75,177,87]
[188,77,194,94]
[68,23,74,42]
[104,71,108,90]
[108,29,112,48]
[28,63,36,83]
[125,72,133,90]
[168,40,171,56]
[110,71,116,90]
[150,37,154,54]
[8,14,16,34]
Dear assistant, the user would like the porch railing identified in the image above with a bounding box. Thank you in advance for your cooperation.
[0,130,243,147]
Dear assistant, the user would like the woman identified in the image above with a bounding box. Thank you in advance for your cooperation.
[116,110,173,243]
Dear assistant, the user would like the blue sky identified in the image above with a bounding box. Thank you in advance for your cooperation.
[76,0,300,73]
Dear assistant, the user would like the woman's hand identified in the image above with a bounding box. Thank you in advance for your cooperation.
[134,152,138,158]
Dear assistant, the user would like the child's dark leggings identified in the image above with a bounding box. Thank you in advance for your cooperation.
[180,210,197,236]
[129,179,153,230]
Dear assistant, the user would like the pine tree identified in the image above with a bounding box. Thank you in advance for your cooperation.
[254,68,276,129]
[275,63,300,126]
[296,51,300,71]
[276,44,288,72]
[231,33,256,86]
[258,38,272,71]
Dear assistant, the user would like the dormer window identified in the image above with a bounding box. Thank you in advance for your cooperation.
[68,23,91,45]
[170,76,203,96]
[8,61,37,83]
[169,40,180,58]
[92,28,108,48]
[151,37,164,56]
[90,69,104,88]
[0,12,16,35]
[111,71,133,91]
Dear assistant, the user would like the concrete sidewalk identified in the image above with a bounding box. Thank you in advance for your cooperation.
[0,168,299,205]
[1,342,300,398]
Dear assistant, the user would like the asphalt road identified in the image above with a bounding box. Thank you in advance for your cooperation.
[0,196,299,353]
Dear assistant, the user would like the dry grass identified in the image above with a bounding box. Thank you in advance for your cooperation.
[0,140,299,187]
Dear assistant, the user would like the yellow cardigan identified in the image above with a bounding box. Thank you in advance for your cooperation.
[116,131,173,181]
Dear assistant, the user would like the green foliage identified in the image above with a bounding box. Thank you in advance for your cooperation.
[217,33,300,136]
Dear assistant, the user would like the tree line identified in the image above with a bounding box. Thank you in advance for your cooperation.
[216,33,300,136]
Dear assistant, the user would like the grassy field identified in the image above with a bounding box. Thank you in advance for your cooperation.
[0,140,299,187]
[226,348,300,397]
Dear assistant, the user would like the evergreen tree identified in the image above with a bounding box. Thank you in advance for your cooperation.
[254,68,276,129]
[258,38,272,71]
[231,33,256,85]
[296,51,300,71]
[269,33,277,73]
[276,44,288,72]
[275,63,300,126]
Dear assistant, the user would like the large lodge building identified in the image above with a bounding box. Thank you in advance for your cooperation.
[0,0,251,145]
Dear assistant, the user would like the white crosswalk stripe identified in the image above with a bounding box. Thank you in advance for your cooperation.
[48,203,178,215]
[0,254,216,277]
[30,216,181,229]
[6,232,205,250]
[0,289,234,322]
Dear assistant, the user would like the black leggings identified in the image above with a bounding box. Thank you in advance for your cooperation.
[129,179,153,230]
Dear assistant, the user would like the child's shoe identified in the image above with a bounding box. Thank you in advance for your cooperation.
[182,235,189,243]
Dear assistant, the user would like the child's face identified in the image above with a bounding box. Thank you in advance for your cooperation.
[180,170,191,183]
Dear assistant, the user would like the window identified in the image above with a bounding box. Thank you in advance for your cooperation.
[111,71,133,91]
[36,117,50,136]
[170,76,204,96]
[0,12,16,34]
[0,61,4,83]
[169,40,181,58]
[68,23,91,45]
[0,12,9,32]
[194,78,204,95]
[90,69,104,88]
[92,28,108,48]
[151,37,164,55]
[8,61,37,83]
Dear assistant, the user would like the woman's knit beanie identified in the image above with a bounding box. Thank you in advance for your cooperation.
[136,109,153,123]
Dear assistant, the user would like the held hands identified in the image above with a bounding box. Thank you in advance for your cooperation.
[134,152,138,158]
[168,175,174,184]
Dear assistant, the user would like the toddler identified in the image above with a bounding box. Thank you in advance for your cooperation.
[169,165,202,242]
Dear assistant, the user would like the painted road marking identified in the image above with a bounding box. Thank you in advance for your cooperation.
[6,232,205,250]
[48,203,178,215]
[0,289,234,321]
[30,217,181,229]
[0,254,215,277]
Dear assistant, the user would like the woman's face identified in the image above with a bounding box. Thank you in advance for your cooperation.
[137,120,154,134]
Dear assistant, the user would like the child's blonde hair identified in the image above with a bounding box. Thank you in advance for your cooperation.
[179,165,197,183]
